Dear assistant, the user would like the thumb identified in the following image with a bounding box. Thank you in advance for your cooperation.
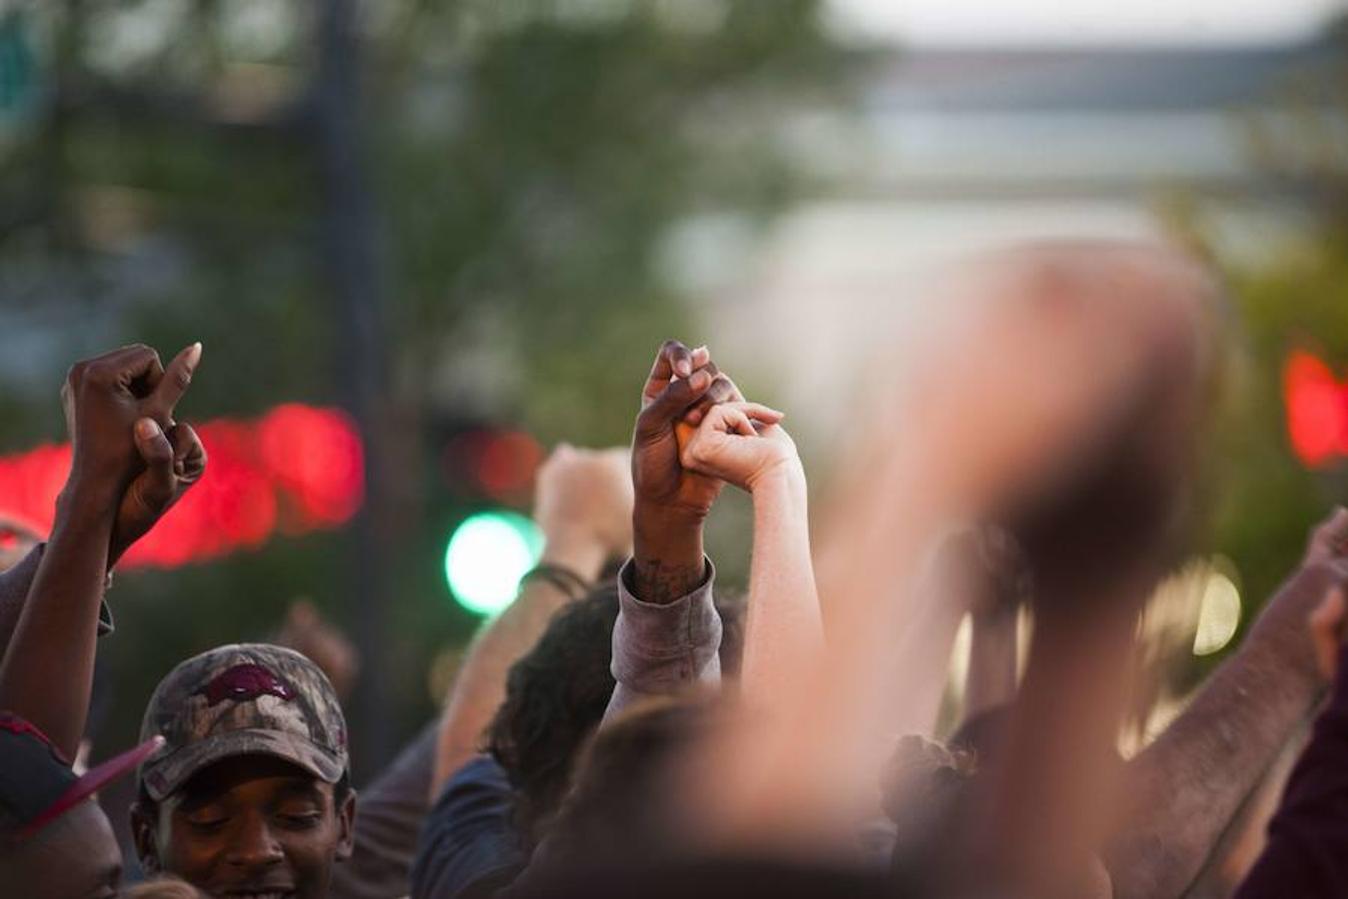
[129,417,177,513]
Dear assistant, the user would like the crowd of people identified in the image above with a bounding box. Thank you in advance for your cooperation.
[2,240,1348,898]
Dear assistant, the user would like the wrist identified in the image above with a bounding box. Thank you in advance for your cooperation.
[538,527,609,583]
[747,457,806,499]
[634,501,706,554]
[633,498,708,534]
[631,510,706,605]
[54,479,120,533]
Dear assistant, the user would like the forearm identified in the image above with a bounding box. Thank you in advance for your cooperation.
[741,464,823,707]
[632,506,706,605]
[430,532,605,797]
[1106,564,1333,899]
[1234,643,1348,899]
[975,602,1139,897]
[0,489,115,758]
[966,608,1018,721]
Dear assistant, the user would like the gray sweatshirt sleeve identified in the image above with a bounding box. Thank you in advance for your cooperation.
[603,556,722,723]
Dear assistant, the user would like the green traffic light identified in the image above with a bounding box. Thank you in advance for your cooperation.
[444,511,543,616]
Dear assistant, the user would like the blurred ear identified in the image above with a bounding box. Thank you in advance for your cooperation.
[129,801,162,876]
[335,789,356,861]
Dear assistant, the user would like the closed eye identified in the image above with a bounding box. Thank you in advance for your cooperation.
[185,813,228,833]
[277,811,322,830]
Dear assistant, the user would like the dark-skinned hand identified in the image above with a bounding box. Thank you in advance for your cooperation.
[58,342,207,565]
[631,339,740,522]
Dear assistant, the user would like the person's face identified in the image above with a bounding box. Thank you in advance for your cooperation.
[134,755,354,899]
[4,798,123,899]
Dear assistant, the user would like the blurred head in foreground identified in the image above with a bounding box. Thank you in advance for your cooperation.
[0,712,160,899]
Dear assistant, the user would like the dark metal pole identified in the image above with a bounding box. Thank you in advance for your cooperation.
[313,0,394,775]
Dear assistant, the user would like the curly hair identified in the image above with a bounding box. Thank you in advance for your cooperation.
[484,580,748,844]
[484,583,622,842]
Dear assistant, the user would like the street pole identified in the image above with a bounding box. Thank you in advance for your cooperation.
[313,0,395,775]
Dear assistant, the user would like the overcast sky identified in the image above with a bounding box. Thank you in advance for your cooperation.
[829,0,1348,45]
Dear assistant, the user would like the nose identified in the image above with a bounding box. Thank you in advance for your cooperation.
[224,812,284,870]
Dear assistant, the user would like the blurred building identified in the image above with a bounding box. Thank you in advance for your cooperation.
[691,39,1341,437]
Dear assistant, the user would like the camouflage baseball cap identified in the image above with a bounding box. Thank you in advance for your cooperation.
[137,643,348,802]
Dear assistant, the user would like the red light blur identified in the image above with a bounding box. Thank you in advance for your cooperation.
[1284,350,1348,469]
[0,405,364,569]
[476,431,543,497]
[441,428,543,501]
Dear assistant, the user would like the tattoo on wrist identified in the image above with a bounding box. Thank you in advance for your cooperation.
[633,557,705,604]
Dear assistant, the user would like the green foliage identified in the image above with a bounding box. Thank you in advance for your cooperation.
[1173,43,1348,681]
[0,0,856,763]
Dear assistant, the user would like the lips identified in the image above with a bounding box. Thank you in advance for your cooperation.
[218,886,297,898]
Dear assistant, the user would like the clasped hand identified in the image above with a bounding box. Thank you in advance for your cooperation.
[59,343,208,565]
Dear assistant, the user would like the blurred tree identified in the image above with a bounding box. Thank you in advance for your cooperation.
[1170,26,1348,686]
[0,0,857,775]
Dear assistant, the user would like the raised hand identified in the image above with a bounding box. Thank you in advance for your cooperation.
[632,339,739,521]
[629,339,739,604]
[110,419,207,565]
[679,401,795,494]
[58,342,205,564]
[534,444,634,574]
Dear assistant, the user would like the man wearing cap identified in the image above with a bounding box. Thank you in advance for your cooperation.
[132,643,357,899]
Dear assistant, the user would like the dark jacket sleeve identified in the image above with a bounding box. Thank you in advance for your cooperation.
[1235,643,1348,899]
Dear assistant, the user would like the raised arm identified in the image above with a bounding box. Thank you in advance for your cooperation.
[0,343,205,758]
[429,445,633,797]
[1233,577,1348,898]
[1105,508,1348,899]
[630,340,735,604]
[600,341,740,721]
[680,401,821,705]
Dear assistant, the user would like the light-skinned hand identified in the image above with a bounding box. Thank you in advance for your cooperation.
[534,444,634,562]
[679,401,795,494]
